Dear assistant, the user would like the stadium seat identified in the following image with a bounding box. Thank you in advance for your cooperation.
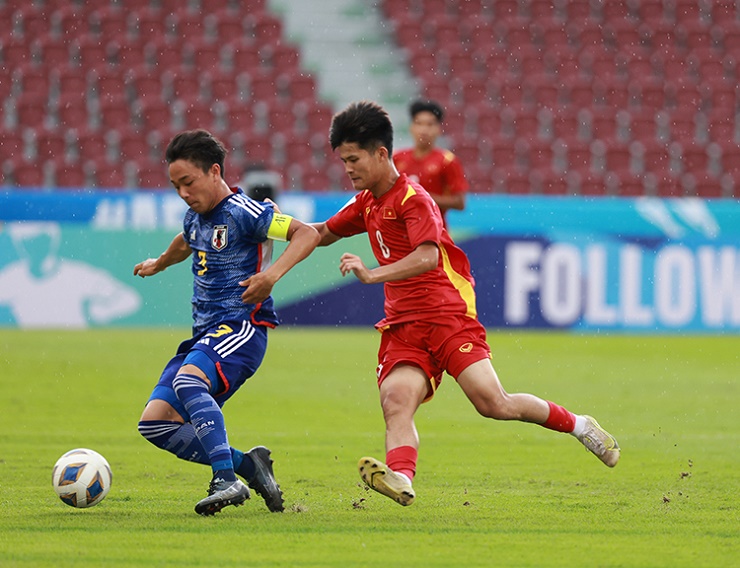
[130,7,175,39]
[613,172,646,197]
[51,157,91,189]
[682,172,724,197]
[13,64,51,99]
[135,160,168,189]
[35,129,68,162]
[126,65,164,102]
[91,68,129,104]
[6,156,49,187]
[134,99,172,133]
[34,36,72,69]
[175,100,218,133]
[13,96,50,130]
[678,142,711,177]
[204,11,246,44]
[576,172,608,196]
[224,104,256,133]
[706,109,737,143]
[89,161,129,190]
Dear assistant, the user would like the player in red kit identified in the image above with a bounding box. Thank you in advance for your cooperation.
[313,101,620,507]
[393,100,467,228]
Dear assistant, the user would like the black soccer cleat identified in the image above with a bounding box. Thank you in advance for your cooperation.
[246,446,285,512]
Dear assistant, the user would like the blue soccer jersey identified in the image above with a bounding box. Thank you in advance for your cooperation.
[182,187,278,334]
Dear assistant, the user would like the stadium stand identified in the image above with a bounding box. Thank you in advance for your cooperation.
[0,0,334,190]
[2,0,739,196]
[380,0,739,197]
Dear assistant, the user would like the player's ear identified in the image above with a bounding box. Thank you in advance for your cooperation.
[209,163,221,180]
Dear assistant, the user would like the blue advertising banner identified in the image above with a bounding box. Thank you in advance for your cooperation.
[0,191,737,332]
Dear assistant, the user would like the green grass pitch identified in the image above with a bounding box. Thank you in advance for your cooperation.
[1,328,737,567]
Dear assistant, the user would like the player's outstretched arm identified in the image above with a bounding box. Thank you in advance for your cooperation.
[340,242,438,284]
[133,233,192,278]
[312,222,343,247]
[239,219,320,304]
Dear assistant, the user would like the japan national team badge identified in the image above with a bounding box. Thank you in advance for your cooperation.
[211,225,228,251]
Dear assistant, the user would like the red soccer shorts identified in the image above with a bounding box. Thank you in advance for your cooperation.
[376,314,492,401]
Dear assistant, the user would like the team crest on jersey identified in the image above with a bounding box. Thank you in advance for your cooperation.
[212,225,228,251]
[383,207,396,219]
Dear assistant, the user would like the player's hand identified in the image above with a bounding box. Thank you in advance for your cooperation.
[339,253,374,284]
[239,272,276,304]
[265,198,282,214]
[133,258,161,278]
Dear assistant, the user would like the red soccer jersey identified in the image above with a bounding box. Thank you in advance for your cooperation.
[326,174,478,328]
[393,147,468,224]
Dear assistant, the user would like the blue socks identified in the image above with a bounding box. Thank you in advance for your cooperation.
[138,374,259,482]
[172,373,235,482]
[138,420,257,480]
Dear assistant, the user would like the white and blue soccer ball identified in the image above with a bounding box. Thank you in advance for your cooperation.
[52,448,112,508]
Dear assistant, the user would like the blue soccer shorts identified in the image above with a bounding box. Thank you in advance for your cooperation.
[146,319,268,421]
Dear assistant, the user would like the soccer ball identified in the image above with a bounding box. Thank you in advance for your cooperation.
[52,448,112,508]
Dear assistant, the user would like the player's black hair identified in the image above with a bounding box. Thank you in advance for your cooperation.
[329,101,394,155]
[165,129,228,178]
[409,99,444,123]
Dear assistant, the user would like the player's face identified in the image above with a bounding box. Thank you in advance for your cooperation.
[336,142,387,192]
[169,159,221,214]
[410,111,441,150]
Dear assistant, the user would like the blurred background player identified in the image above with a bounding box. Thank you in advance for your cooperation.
[393,100,468,228]
[134,129,320,515]
[313,101,620,507]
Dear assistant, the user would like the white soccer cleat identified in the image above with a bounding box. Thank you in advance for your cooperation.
[358,456,415,506]
[578,415,620,467]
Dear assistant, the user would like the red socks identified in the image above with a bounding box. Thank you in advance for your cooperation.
[386,446,418,481]
[542,401,576,433]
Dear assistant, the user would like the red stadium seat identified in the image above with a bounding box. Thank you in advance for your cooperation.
[134,99,172,133]
[130,7,175,39]
[706,109,737,143]
[51,157,91,189]
[135,160,168,189]
[33,36,72,69]
[678,141,711,177]
[14,96,50,130]
[576,172,608,196]
[682,173,724,197]
[13,64,51,98]
[6,156,48,187]
[126,65,165,102]
[35,129,68,161]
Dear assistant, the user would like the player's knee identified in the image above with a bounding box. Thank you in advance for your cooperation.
[380,388,416,419]
[473,393,515,420]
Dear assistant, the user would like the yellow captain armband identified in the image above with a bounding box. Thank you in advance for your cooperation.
[267,213,293,241]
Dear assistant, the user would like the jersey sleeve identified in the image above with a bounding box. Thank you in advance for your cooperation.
[400,185,443,249]
[326,192,368,237]
[443,151,468,194]
[230,199,274,243]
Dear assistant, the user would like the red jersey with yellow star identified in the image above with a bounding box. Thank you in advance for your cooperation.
[326,173,477,328]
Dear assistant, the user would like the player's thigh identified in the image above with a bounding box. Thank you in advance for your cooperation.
[379,364,430,414]
[456,358,508,410]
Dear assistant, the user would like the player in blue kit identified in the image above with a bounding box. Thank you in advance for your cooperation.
[134,129,320,515]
